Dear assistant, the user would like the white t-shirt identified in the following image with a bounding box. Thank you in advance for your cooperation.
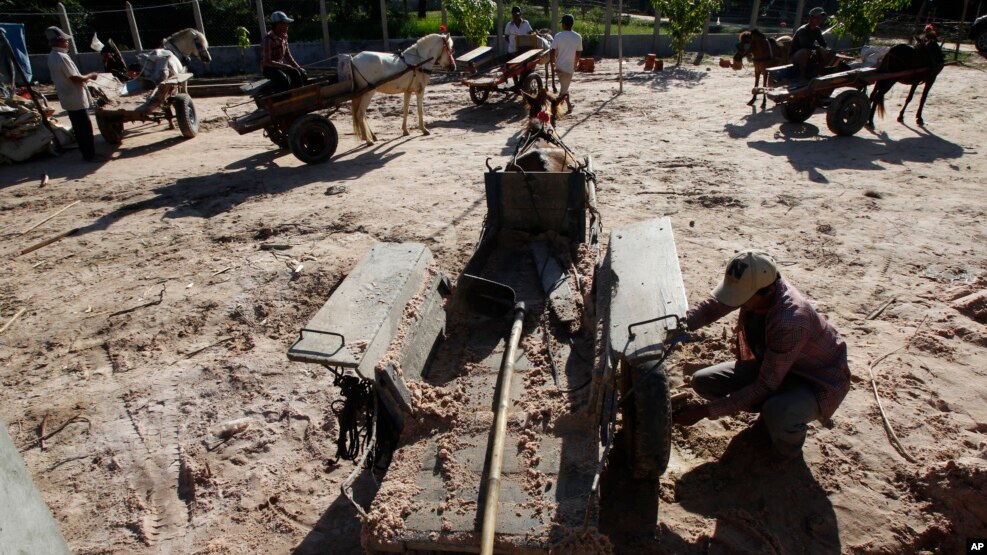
[505,19,534,54]
[47,48,89,111]
[552,29,582,73]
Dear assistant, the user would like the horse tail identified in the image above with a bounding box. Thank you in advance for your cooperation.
[352,93,364,138]
[875,91,885,119]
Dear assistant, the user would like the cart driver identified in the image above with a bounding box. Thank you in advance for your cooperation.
[46,26,98,162]
[790,7,834,81]
[262,11,307,93]
[505,6,534,55]
[671,251,851,463]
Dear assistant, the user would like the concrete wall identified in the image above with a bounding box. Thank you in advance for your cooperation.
[27,33,852,81]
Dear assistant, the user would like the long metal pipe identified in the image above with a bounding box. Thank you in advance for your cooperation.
[480,302,526,555]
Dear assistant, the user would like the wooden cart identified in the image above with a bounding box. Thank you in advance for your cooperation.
[88,72,199,145]
[460,37,554,105]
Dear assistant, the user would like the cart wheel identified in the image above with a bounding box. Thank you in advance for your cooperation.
[620,359,672,479]
[521,72,543,94]
[781,98,815,123]
[469,86,489,105]
[288,114,338,164]
[173,93,198,138]
[264,125,289,149]
[95,113,124,144]
[826,90,870,137]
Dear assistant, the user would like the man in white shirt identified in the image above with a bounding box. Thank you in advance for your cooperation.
[46,26,98,161]
[552,14,582,114]
[504,6,533,55]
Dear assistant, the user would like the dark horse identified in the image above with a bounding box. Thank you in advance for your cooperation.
[867,30,945,129]
[734,29,792,108]
[507,87,575,172]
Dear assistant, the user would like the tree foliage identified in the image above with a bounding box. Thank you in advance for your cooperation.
[445,0,494,48]
[832,0,913,47]
[651,0,722,65]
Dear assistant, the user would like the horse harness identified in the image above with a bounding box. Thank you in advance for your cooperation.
[397,39,455,75]
[510,119,579,171]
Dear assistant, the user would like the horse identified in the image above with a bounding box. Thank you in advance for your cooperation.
[867,30,945,129]
[507,87,576,172]
[160,28,211,69]
[734,29,791,107]
[350,33,456,144]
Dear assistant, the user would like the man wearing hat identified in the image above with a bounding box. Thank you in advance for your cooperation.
[262,11,306,93]
[504,6,534,55]
[790,7,834,81]
[552,14,582,114]
[46,26,98,161]
[673,251,851,462]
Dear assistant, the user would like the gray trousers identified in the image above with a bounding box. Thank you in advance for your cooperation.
[692,361,820,457]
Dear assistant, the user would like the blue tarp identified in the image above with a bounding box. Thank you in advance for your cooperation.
[0,23,33,83]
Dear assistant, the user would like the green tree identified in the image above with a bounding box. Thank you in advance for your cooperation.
[446,0,494,48]
[652,0,722,65]
[832,0,913,47]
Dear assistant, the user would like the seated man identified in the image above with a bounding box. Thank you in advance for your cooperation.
[789,7,834,81]
[673,251,851,462]
[262,11,306,93]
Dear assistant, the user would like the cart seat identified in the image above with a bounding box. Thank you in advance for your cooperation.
[507,48,547,66]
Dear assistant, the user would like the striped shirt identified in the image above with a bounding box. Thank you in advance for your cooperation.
[685,278,850,420]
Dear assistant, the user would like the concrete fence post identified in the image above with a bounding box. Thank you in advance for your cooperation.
[440,0,447,28]
[793,0,806,30]
[192,0,205,34]
[56,3,77,55]
[651,11,660,54]
[749,0,761,29]
[125,2,143,53]
[603,0,613,56]
[496,0,504,54]
[320,0,332,56]
[380,0,389,50]
[256,0,267,44]
[551,0,558,33]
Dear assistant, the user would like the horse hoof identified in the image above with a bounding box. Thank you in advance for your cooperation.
[747,99,756,106]
[896,116,904,123]
[402,130,410,136]
[916,119,924,126]
[422,129,431,136]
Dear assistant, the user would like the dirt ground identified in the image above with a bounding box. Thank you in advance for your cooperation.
[1,52,985,554]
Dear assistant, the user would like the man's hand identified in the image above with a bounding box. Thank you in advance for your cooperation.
[673,401,708,426]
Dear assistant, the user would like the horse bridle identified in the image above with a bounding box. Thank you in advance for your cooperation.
[165,32,209,65]
[737,32,774,63]
[400,37,455,74]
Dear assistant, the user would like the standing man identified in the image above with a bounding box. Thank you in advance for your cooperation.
[551,14,582,114]
[790,7,833,81]
[673,251,851,462]
[262,11,306,93]
[46,26,97,161]
[504,6,534,55]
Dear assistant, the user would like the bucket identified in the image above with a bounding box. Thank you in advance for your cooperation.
[644,53,656,71]
[578,58,594,72]
[654,59,663,71]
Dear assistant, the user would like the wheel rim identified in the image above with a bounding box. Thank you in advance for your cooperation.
[835,96,867,128]
[185,103,197,127]
[301,125,330,156]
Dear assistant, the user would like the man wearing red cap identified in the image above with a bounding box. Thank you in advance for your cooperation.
[673,251,850,461]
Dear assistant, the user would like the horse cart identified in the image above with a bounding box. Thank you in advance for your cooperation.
[759,64,933,136]
[460,36,554,105]
[286,152,691,551]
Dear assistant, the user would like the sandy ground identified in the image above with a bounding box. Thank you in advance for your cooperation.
[1,53,985,554]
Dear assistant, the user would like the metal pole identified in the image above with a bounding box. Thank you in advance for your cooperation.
[496,0,504,55]
[256,0,267,46]
[651,10,661,54]
[793,0,806,32]
[749,0,761,29]
[603,0,613,57]
[320,0,332,57]
[125,2,143,53]
[56,3,77,55]
[617,0,622,93]
[192,0,205,34]
[380,0,389,50]
[551,0,559,34]
[479,303,526,555]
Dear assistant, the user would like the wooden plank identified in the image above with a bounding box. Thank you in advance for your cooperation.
[605,217,688,365]
[507,48,547,66]
[529,242,578,324]
[287,243,433,380]
[457,45,493,64]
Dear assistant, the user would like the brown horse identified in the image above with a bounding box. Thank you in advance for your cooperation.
[507,88,575,172]
[867,30,945,129]
[734,29,792,108]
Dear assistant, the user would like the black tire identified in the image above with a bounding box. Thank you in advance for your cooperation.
[782,98,815,123]
[288,114,338,164]
[521,72,543,94]
[95,113,124,144]
[974,27,987,55]
[173,93,198,138]
[264,125,289,149]
[622,360,672,480]
[826,90,869,136]
[469,86,489,105]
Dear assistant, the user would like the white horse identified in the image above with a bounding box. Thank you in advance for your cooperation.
[350,33,455,144]
[160,28,211,69]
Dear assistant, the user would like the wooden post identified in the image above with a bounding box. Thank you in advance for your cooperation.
[192,0,205,34]
[793,0,806,31]
[320,0,332,56]
[56,3,77,55]
[617,0,623,93]
[697,9,711,63]
[603,0,613,57]
[749,0,761,29]
[551,0,559,34]
[440,0,447,28]
[255,0,267,45]
[496,0,504,55]
[651,10,660,54]
[956,0,970,61]
[380,0,389,50]
[125,2,143,53]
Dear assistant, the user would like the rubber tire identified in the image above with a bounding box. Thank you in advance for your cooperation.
[826,90,869,137]
[521,72,543,94]
[288,114,338,165]
[782,98,815,123]
[95,113,124,144]
[974,27,987,55]
[173,93,198,138]
[622,360,672,480]
[264,125,289,149]
[469,86,489,105]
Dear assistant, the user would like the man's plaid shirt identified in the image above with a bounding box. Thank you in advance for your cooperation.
[685,278,851,420]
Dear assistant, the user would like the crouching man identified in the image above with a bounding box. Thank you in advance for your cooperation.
[673,251,850,461]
